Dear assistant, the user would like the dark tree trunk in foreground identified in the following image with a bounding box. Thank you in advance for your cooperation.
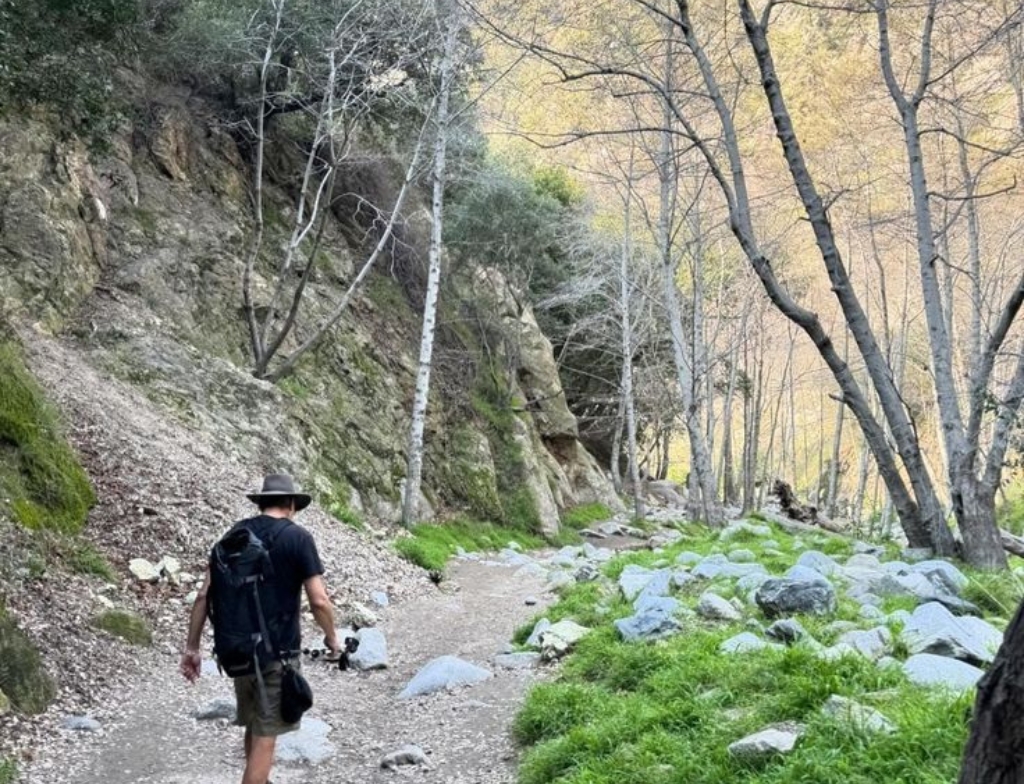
[959,599,1024,783]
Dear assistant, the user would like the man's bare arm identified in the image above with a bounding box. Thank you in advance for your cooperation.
[180,568,211,683]
[304,575,339,652]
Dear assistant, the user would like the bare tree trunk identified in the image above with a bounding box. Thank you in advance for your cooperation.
[610,394,625,494]
[401,2,458,527]
[621,160,645,522]
[826,331,849,518]
[735,0,955,555]
[959,596,1024,783]
[656,41,721,524]
[720,335,740,506]
[876,1,1005,568]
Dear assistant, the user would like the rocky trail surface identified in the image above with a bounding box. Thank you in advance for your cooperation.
[21,555,557,784]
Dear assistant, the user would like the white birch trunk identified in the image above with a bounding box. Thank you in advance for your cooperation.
[401,2,458,527]
[620,166,645,522]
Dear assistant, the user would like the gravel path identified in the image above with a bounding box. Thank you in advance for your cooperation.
[21,556,555,784]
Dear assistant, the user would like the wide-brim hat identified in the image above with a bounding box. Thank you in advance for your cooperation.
[246,473,312,511]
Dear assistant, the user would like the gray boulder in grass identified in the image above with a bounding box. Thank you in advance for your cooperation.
[903,653,984,694]
[756,577,837,617]
[399,656,492,699]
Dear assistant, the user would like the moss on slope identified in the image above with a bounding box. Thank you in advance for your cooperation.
[0,339,95,533]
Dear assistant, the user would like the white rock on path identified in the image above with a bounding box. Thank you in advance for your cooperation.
[380,744,429,769]
[350,627,388,671]
[128,558,160,583]
[399,656,493,699]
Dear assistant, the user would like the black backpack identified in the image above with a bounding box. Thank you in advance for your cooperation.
[207,518,291,678]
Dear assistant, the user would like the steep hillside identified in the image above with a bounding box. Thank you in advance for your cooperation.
[0,78,622,748]
[0,86,619,529]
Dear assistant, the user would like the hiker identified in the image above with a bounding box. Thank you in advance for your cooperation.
[179,474,340,784]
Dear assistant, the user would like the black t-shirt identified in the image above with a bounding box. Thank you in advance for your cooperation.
[231,514,324,653]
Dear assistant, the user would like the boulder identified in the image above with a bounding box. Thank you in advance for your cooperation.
[62,715,102,732]
[697,592,743,622]
[380,744,429,769]
[344,602,379,628]
[539,620,591,659]
[193,698,236,721]
[900,602,1002,665]
[494,652,542,670]
[821,695,895,734]
[903,653,984,693]
[910,560,969,594]
[524,618,551,649]
[676,551,704,566]
[795,550,840,577]
[634,594,681,616]
[728,548,757,563]
[618,565,661,601]
[720,632,770,654]
[615,603,682,643]
[128,558,160,583]
[728,723,805,758]
[350,627,389,671]
[275,717,335,764]
[633,570,673,605]
[766,618,808,645]
[756,577,837,618]
[784,565,831,585]
[574,563,601,583]
[853,541,886,557]
[835,627,891,660]
[399,656,492,699]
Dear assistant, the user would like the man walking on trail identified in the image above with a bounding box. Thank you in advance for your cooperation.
[180,474,340,784]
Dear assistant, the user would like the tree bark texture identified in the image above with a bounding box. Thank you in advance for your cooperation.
[959,597,1024,783]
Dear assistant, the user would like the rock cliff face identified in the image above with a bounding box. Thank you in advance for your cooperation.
[0,90,621,532]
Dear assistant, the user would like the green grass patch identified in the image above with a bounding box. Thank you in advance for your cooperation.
[0,602,55,714]
[0,758,16,784]
[562,503,613,530]
[65,540,116,581]
[962,568,1024,619]
[0,340,95,534]
[515,522,975,784]
[92,610,152,646]
[394,518,546,572]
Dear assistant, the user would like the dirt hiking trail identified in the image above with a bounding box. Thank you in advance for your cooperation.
[22,558,555,784]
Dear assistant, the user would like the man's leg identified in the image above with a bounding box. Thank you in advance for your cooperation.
[240,734,276,784]
[244,727,252,759]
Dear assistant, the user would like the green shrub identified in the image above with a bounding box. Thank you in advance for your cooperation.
[562,503,613,530]
[67,542,116,582]
[0,341,95,534]
[394,519,546,572]
[963,569,1024,618]
[0,604,55,714]
[0,758,16,784]
[92,610,152,646]
[0,0,139,143]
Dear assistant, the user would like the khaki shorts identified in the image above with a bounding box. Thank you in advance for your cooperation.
[233,659,301,737]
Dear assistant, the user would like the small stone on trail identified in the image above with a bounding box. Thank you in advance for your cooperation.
[369,590,390,607]
[275,717,335,764]
[399,656,493,699]
[525,618,551,648]
[494,652,542,670]
[193,698,236,721]
[380,744,429,769]
[129,558,160,583]
[62,715,102,732]
[524,595,538,606]
[350,627,389,671]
